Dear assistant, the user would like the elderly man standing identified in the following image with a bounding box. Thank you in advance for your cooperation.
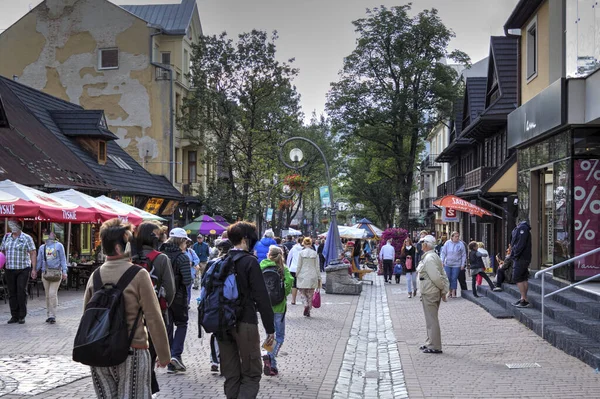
[417,235,449,354]
[1,220,37,324]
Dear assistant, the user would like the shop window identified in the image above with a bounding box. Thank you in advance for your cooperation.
[526,17,538,80]
[99,48,119,70]
[188,151,197,183]
[81,224,92,255]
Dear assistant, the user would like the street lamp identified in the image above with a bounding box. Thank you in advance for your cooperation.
[289,148,304,163]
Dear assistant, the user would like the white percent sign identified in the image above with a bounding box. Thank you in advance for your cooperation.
[581,159,600,181]
[575,219,596,240]
[575,185,600,215]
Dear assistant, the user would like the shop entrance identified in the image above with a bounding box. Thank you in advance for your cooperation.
[539,167,554,267]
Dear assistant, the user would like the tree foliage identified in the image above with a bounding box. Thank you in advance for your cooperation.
[327,5,469,228]
[179,30,302,220]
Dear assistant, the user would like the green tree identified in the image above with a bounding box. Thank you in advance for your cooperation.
[327,5,469,227]
[179,30,302,220]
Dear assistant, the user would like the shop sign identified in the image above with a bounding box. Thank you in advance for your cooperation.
[144,198,164,215]
[120,196,134,206]
[162,200,179,216]
[574,159,600,278]
[507,79,565,149]
[442,207,460,223]
[176,206,186,220]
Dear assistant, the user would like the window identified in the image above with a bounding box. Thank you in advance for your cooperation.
[99,48,119,70]
[176,93,181,117]
[526,17,537,80]
[98,141,107,164]
[161,52,171,65]
[184,50,189,75]
[188,151,197,183]
[107,154,133,170]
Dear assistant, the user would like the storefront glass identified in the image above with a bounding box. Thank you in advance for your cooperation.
[517,171,530,221]
[553,160,570,265]
[541,167,554,266]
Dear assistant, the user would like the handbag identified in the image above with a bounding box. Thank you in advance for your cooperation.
[43,244,63,282]
[312,288,321,309]
[406,256,413,270]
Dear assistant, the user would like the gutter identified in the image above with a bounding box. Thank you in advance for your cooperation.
[148,25,175,184]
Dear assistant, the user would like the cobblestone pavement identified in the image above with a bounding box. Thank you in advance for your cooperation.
[0,278,358,398]
[333,275,407,399]
[386,279,600,399]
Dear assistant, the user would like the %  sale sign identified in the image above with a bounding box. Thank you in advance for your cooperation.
[574,159,600,278]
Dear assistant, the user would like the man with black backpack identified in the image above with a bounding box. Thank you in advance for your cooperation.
[201,221,274,399]
[75,218,170,398]
[132,221,175,394]
[160,228,193,374]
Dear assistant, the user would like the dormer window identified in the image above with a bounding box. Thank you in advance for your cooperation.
[98,141,107,164]
[0,98,8,128]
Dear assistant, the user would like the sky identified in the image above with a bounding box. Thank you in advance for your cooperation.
[0,0,519,122]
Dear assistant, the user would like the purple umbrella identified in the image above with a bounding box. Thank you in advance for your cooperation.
[182,215,227,235]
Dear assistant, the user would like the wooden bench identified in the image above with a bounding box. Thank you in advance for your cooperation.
[351,259,373,285]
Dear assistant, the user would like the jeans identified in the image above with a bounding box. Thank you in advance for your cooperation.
[382,260,393,282]
[167,300,188,359]
[406,271,417,292]
[444,266,460,290]
[5,267,30,319]
[458,268,468,290]
[472,270,495,293]
[353,256,361,278]
[269,312,286,370]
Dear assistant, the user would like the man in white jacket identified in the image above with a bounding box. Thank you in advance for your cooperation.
[286,237,303,305]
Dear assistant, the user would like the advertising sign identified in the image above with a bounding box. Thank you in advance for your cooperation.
[319,186,331,208]
[144,198,164,215]
[161,200,179,216]
[266,208,273,222]
[574,159,600,278]
[442,207,460,223]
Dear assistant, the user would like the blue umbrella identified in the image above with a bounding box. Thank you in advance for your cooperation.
[322,213,344,267]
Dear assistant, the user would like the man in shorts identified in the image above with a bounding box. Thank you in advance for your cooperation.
[510,219,532,308]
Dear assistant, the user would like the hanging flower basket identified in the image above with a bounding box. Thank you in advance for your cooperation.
[321,218,329,224]
[278,199,294,210]
[284,174,309,192]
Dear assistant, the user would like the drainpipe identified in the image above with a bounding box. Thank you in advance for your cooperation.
[149,25,175,184]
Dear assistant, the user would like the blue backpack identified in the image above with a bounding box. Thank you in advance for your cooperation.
[197,252,247,334]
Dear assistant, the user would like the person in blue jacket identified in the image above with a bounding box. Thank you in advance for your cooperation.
[510,219,532,308]
[253,230,277,263]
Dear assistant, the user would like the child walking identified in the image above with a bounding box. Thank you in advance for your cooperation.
[468,241,495,297]
[260,245,294,376]
[393,259,403,284]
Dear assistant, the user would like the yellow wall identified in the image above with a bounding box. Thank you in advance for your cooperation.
[488,163,517,193]
[521,1,550,104]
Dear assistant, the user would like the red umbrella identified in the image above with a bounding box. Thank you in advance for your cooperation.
[53,189,143,225]
[433,195,494,218]
[0,190,41,218]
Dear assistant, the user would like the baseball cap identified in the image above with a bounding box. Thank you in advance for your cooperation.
[420,235,436,246]
[169,227,191,241]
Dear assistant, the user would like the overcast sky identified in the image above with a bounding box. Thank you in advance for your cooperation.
[0,0,519,122]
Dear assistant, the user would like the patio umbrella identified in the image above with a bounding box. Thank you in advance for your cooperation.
[352,218,384,239]
[0,189,41,218]
[0,180,96,223]
[182,215,227,235]
[433,195,498,218]
[322,214,344,267]
[213,215,230,227]
[53,189,143,225]
[319,226,367,240]
[95,196,166,222]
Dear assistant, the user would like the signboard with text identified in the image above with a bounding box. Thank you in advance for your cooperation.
[574,159,600,279]
[442,207,460,223]
[319,186,331,208]
[144,198,164,215]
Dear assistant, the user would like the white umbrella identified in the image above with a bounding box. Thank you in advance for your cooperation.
[318,226,367,240]
[95,195,166,222]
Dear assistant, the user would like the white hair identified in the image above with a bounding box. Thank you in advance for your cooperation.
[264,231,274,238]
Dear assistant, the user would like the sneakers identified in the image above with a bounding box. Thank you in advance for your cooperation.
[170,357,186,372]
[18,318,25,324]
[303,306,310,317]
[46,317,56,324]
[513,299,522,306]
[262,355,272,376]
[515,300,531,308]
[7,317,19,324]
[167,364,177,374]
[492,287,503,292]
[211,365,219,372]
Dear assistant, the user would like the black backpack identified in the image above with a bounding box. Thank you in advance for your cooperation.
[262,266,285,305]
[73,266,143,367]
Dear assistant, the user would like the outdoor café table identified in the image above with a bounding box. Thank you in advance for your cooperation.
[67,263,100,290]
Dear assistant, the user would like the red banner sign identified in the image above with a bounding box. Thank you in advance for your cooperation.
[574,159,600,278]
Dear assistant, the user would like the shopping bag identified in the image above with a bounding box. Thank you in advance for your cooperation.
[312,289,321,308]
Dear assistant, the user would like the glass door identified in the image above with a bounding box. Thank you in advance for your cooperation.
[540,167,554,266]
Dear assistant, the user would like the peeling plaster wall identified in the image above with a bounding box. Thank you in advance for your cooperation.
[0,0,168,176]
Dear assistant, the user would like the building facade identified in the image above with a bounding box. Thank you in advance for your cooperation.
[0,0,208,199]
[505,0,600,281]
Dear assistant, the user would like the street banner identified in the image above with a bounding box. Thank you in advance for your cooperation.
[320,186,331,208]
[266,208,273,222]
[442,207,460,223]
[574,159,600,278]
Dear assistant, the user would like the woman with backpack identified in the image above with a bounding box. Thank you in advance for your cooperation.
[259,245,294,376]
[295,237,321,318]
[401,237,417,298]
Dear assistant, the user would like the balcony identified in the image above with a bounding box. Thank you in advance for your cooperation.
[464,166,495,191]
[420,197,437,212]
[421,154,441,172]
[437,176,464,197]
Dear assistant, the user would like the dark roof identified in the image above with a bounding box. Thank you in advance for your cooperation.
[504,0,544,31]
[0,83,107,190]
[50,110,118,140]
[0,76,182,200]
[452,98,463,137]
[462,77,487,130]
[482,36,518,116]
[121,0,196,35]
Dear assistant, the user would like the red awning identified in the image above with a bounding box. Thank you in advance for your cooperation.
[0,190,42,218]
[433,195,494,218]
